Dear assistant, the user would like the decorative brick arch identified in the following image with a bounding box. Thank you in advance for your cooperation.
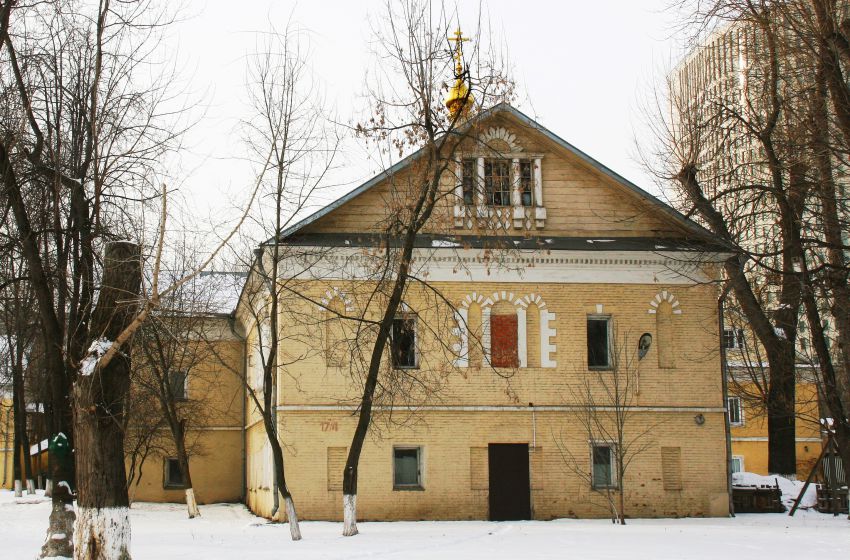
[517,293,557,368]
[455,291,556,368]
[479,126,522,153]
[647,290,682,315]
[318,286,354,313]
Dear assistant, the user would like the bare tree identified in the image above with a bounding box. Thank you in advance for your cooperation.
[234,19,342,541]
[651,1,814,476]
[556,330,658,525]
[0,250,36,497]
[334,0,513,536]
[0,0,263,555]
[651,0,850,484]
[130,254,244,519]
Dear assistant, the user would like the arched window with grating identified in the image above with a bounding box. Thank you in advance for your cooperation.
[467,301,483,368]
[525,303,541,368]
[325,297,348,368]
[656,300,675,368]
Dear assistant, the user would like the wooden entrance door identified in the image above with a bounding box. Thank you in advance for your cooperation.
[488,443,531,521]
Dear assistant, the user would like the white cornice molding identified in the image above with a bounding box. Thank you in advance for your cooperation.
[278,247,716,285]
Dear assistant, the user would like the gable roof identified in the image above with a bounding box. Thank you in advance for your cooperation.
[275,103,719,244]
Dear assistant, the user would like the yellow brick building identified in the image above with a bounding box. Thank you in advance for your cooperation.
[725,368,824,476]
[236,104,735,521]
[1,396,12,490]
[125,309,245,505]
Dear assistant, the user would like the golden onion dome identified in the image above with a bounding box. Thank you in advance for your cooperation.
[445,28,472,119]
[445,74,472,119]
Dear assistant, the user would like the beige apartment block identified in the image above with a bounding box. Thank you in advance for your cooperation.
[126,315,245,506]
[238,104,735,521]
[0,397,12,490]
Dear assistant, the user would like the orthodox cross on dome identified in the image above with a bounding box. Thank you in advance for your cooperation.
[449,28,469,77]
[446,27,473,119]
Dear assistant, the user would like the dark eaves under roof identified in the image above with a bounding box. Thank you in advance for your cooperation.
[279,232,730,255]
[271,103,727,249]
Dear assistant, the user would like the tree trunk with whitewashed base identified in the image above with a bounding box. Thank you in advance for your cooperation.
[185,489,200,519]
[72,241,141,559]
[284,494,301,540]
[172,421,200,519]
[343,494,357,536]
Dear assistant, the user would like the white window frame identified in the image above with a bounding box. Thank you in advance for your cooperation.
[727,396,744,426]
[731,455,745,474]
[459,157,540,208]
[392,445,423,490]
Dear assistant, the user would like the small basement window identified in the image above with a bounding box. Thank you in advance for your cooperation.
[391,316,417,369]
[164,458,185,489]
[587,317,611,369]
[393,447,422,489]
[591,444,617,489]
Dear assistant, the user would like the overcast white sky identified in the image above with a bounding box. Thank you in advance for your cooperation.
[162,0,689,237]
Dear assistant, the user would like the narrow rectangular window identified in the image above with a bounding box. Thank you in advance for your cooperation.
[393,446,422,489]
[169,370,188,401]
[392,316,417,368]
[164,458,185,488]
[484,159,511,206]
[587,317,610,368]
[727,396,743,425]
[591,444,616,489]
[490,312,518,368]
[462,159,476,206]
[519,160,533,206]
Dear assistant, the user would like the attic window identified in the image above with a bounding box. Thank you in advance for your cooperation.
[453,154,545,230]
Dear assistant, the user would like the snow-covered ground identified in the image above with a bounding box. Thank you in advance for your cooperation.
[1,490,847,559]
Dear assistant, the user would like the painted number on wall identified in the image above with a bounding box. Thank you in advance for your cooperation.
[320,420,338,432]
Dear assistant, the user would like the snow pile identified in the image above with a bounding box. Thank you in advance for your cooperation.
[2,491,850,560]
[431,239,461,248]
[79,339,112,376]
[732,471,817,510]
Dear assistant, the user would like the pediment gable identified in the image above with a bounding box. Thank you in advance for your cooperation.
[285,105,717,244]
